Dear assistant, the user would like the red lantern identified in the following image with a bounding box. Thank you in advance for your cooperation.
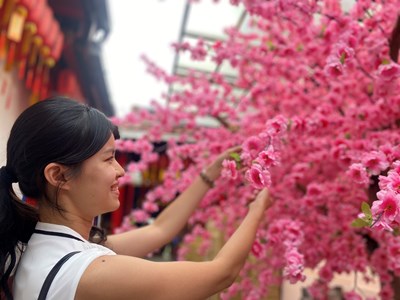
[18,0,45,79]
[4,0,37,70]
[25,4,51,100]
[40,25,63,99]
[31,12,61,103]
[0,0,17,59]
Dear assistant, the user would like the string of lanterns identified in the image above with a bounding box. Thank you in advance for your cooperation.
[0,0,63,103]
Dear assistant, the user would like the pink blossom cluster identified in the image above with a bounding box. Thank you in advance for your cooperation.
[113,0,400,298]
[267,219,306,283]
[369,161,400,231]
[172,39,208,61]
[115,137,159,185]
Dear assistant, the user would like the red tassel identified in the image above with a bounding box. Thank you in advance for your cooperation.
[0,31,6,58]
[25,67,34,89]
[5,90,12,110]
[5,42,16,70]
[1,78,8,95]
[18,58,26,79]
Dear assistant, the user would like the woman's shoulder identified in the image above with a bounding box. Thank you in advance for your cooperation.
[13,223,116,300]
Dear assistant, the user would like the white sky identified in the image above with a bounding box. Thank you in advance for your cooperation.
[102,1,356,118]
[103,1,186,117]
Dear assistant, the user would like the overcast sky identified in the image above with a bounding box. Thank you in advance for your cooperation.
[103,1,186,117]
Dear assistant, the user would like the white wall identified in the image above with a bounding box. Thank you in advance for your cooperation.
[281,265,380,299]
[0,63,29,166]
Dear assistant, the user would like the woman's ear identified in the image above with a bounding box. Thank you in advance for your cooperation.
[44,163,69,189]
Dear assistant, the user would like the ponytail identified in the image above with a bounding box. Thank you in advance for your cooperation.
[0,166,38,300]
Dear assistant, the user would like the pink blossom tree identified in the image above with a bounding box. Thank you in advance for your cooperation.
[113,0,400,298]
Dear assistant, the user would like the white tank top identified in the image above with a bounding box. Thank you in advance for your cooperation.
[13,222,115,300]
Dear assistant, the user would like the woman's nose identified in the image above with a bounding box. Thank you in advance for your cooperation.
[115,161,125,177]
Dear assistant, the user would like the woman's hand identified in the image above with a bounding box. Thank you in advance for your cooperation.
[203,146,241,181]
[249,188,271,216]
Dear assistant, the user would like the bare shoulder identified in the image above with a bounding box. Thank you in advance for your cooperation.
[75,254,231,300]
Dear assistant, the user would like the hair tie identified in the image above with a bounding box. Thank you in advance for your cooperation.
[0,166,18,187]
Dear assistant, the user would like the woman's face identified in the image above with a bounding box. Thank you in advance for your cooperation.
[67,135,125,219]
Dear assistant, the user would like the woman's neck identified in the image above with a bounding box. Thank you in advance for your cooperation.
[38,205,93,240]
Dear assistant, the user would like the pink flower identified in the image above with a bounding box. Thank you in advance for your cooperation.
[347,163,370,185]
[306,183,323,196]
[371,219,394,232]
[377,62,400,82]
[118,174,132,186]
[265,115,288,136]
[143,202,159,213]
[392,161,400,173]
[256,149,279,168]
[171,41,190,52]
[245,164,271,189]
[336,43,355,64]
[371,190,400,224]
[283,248,306,284]
[385,171,400,193]
[325,61,344,78]
[251,240,263,258]
[318,265,333,282]
[344,291,363,300]
[242,136,265,159]
[190,39,208,61]
[362,151,390,175]
[130,209,150,223]
[221,159,238,179]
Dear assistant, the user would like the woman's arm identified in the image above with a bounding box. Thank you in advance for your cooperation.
[76,189,270,300]
[106,147,240,257]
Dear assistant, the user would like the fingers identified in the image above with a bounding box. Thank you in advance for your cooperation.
[256,188,269,200]
[227,145,242,153]
[252,188,271,211]
[218,145,241,162]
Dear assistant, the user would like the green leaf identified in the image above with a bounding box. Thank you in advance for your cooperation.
[296,44,304,52]
[393,227,400,236]
[351,218,370,228]
[266,40,275,50]
[361,202,372,218]
[230,152,241,162]
[340,53,346,64]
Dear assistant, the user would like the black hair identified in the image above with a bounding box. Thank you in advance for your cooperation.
[0,97,118,299]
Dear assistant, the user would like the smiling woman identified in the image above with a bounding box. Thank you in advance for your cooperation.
[0,96,271,300]
[0,97,120,299]
[52,135,125,220]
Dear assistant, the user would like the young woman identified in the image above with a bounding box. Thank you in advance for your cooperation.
[0,97,270,300]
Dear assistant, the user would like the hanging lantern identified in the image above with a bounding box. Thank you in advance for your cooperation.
[18,0,45,79]
[0,0,17,59]
[40,26,63,99]
[25,4,50,93]
[4,0,35,70]
[6,3,27,42]
[32,17,58,101]
[28,7,55,104]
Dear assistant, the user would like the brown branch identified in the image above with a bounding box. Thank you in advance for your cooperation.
[389,15,400,62]
[214,115,239,132]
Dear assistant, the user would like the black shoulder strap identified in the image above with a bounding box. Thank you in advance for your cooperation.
[37,251,81,300]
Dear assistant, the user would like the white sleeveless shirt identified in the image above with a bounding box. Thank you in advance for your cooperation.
[13,222,116,300]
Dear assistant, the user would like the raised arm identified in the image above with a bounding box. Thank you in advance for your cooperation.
[107,147,240,257]
[76,189,270,300]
